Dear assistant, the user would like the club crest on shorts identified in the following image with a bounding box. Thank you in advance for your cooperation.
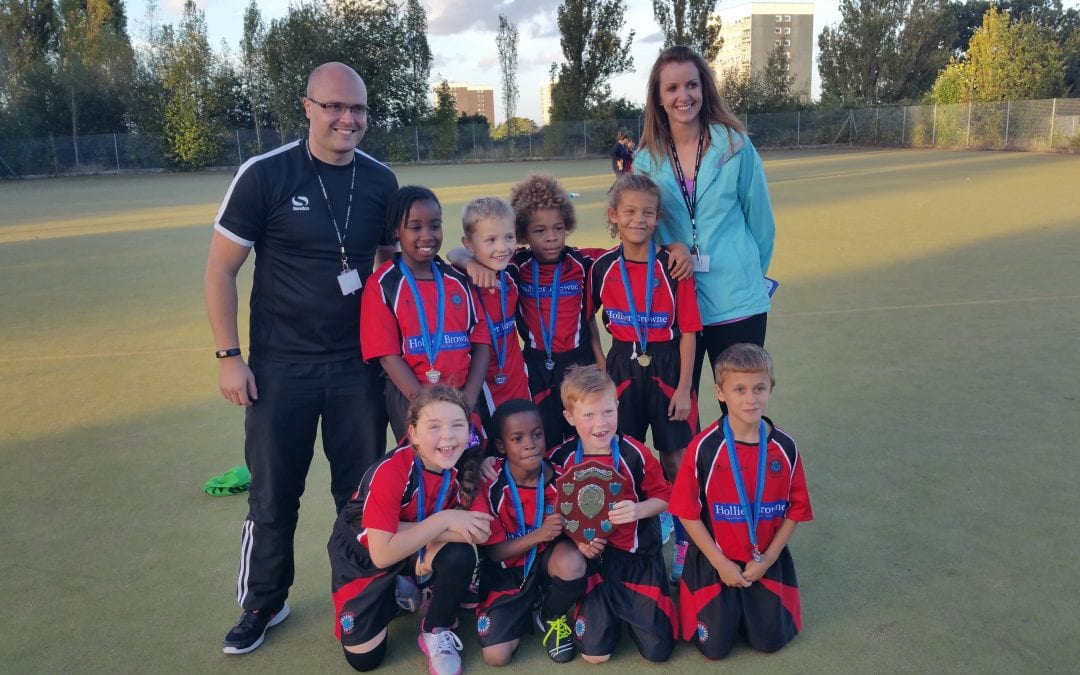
[575,617,586,638]
[477,613,491,636]
[696,622,709,643]
[770,459,782,474]
[340,612,356,635]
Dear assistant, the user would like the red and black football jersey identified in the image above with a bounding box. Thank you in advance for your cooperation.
[589,245,703,343]
[342,444,462,549]
[509,246,605,353]
[547,434,672,554]
[669,416,812,564]
[471,458,559,570]
[474,276,531,406]
[361,255,490,388]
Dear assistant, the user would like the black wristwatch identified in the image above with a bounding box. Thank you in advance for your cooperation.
[215,348,242,359]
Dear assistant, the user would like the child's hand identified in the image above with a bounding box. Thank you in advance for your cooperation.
[666,242,694,280]
[715,558,751,588]
[442,509,493,544]
[577,537,607,559]
[741,554,773,583]
[466,259,499,288]
[479,456,500,483]
[608,500,641,524]
[533,513,563,543]
[667,386,691,421]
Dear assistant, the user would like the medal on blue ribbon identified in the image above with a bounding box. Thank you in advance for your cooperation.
[617,244,656,367]
[532,258,562,371]
[414,456,452,564]
[482,271,510,386]
[504,462,545,578]
[398,259,446,383]
[721,418,768,563]
[574,436,622,473]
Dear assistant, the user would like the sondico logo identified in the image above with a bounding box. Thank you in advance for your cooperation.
[292,195,310,211]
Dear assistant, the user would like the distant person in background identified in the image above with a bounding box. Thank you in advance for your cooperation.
[633,45,776,397]
[205,61,397,655]
[609,129,634,182]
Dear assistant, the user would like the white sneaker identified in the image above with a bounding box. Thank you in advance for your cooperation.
[418,627,463,675]
[395,575,421,613]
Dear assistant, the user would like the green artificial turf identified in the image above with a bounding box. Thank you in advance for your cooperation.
[1,149,1078,672]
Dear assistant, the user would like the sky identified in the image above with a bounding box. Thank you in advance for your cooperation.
[127,1,841,123]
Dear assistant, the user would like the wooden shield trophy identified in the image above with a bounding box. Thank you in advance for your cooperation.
[554,459,626,545]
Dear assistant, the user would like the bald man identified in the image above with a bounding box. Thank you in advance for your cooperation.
[206,62,398,654]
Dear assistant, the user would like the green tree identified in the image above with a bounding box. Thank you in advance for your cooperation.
[261,0,432,137]
[1064,25,1080,94]
[550,0,635,121]
[491,116,539,140]
[930,7,1065,102]
[126,0,170,133]
[55,0,136,144]
[161,0,223,169]
[429,80,459,159]
[759,45,799,111]
[0,0,62,137]
[496,14,519,129]
[716,65,761,115]
[819,0,954,105]
[240,0,271,151]
[651,0,723,62]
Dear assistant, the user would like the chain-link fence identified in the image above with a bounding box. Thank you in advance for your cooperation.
[1,99,1077,177]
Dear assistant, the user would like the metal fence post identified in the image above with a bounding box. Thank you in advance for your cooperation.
[415,127,420,162]
[932,104,938,147]
[113,133,121,171]
[236,129,243,164]
[1048,98,1056,150]
[1004,101,1011,148]
[966,102,971,148]
[528,131,532,156]
[902,107,907,146]
[583,120,587,155]
[796,110,801,147]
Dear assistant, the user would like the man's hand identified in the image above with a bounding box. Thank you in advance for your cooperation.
[219,358,258,406]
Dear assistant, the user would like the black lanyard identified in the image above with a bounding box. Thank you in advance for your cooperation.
[668,130,705,254]
[303,140,356,271]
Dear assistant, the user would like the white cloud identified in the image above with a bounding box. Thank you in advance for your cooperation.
[424,0,562,36]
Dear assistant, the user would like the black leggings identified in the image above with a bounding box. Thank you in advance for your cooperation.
[693,313,768,410]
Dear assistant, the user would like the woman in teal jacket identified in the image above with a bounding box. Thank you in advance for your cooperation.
[633,45,776,390]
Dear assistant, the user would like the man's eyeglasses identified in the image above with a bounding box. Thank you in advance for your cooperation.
[306,96,368,117]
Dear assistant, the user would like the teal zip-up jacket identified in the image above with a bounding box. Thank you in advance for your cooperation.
[633,125,775,325]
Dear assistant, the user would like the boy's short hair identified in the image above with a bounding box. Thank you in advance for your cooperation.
[509,174,577,241]
[461,196,515,238]
[606,174,661,238]
[560,364,617,412]
[714,343,775,388]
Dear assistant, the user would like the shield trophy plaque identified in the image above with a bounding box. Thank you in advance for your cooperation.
[554,459,626,546]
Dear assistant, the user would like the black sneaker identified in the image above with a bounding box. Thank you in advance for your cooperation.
[535,612,576,663]
[222,601,290,654]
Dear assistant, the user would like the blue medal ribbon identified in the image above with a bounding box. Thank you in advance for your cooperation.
[721,418,768,562]
[480,270,509,380]
[398,259,446,374]
[504,462,545,577]
[414,455,452,563]
[532,257,562,362]
[574,436,622,474]
[617,244,656,357]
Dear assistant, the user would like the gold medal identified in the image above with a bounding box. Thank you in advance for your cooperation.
[637,353,652,367]
[425,369,441,384]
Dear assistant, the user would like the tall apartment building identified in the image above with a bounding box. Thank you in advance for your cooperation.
[539,81,553,126]
[435,82,496,122]
[714,1,814,100]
